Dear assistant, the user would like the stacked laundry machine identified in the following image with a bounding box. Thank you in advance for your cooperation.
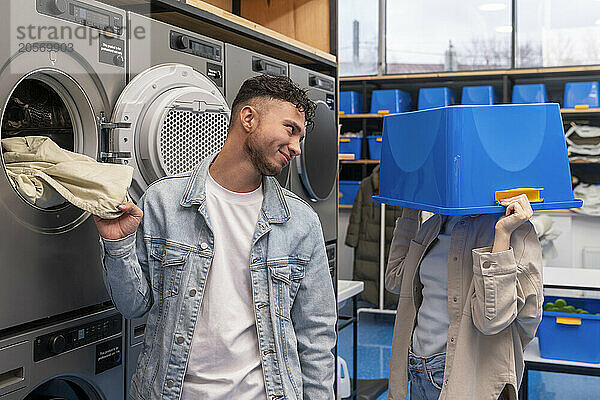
[1,1,336,398]
[0,0,128,397]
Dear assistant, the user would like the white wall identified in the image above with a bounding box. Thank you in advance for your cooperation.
[541,212,600,270]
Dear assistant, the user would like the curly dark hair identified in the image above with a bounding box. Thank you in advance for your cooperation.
[230,75,316,132]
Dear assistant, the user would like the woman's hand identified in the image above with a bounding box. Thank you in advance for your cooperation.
[492,194,534,252]
[93,202,143,240]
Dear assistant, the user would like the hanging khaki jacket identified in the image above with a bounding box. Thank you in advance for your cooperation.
[2,136,133,219]
[386,209,543,400]
[345,165,404,307]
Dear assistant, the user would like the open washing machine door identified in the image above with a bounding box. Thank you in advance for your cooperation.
[296,100,338,201]
[106,64,230,202]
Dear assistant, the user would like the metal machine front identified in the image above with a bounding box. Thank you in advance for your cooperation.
[288,64,338,244]
[0,308,124,399]
[127,13,224,93]
[0,0,127,331]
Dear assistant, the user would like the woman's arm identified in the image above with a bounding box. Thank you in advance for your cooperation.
[470,195,543,339]
[384,208,421,294]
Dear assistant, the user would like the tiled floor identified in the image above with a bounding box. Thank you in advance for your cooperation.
[337,304,600,400]
[338,309,395,400]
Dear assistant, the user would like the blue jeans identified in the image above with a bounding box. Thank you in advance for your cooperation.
[408,348,446,400]
[408,348,505,400]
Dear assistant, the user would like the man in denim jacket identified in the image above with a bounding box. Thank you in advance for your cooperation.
[94,75,337,400]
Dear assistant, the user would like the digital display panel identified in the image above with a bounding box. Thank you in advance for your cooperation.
[266,64,283,75]
[74,5,110,27]
[191,40,214,56]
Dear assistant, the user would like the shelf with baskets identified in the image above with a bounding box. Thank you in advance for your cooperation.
[338,66,600,199]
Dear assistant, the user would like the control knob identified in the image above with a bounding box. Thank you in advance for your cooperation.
[253,59,266,72]
[113,54,124,67]
[49,0,67,15]
[49,334,66,354]
[175,35,189,50]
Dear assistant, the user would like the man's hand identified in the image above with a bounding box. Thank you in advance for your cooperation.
[93,202,143,240]
[492,194,533,252]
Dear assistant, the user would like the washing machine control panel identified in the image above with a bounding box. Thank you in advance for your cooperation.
[170,31,222,62]
[309,74,334,92]
[252,57,287,76]
[34,314,122,361]
[36,0,123,35]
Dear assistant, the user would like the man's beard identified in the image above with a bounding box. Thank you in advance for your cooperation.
[244,134,282,176]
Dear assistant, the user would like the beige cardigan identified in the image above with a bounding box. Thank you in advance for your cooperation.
[385,209,543,400]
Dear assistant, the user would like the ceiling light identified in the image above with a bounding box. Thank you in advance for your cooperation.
[479,3,507,11]
[495,25,513,33]
[596,18,600,25]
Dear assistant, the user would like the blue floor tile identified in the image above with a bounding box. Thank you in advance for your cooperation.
[338,311,395,399]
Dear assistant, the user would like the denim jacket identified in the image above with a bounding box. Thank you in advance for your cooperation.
[101,155,337,400]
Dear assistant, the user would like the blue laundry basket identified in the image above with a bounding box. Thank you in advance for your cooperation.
[340,91,363,114]
[366,136,383,160]
[538,296,600,363]
[512,84,547,104]
[339,137,362,160]
[418,87,456,110]
[370,89,412,114]
[373,104,583,215]
[461,86,497,105]
[564,81,600,109]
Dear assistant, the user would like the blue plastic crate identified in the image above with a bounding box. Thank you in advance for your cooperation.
[373,104,583,215]
[339,137,362,160]
[366,136,383,160]
[538,296,600,363]
[339,180,362,205]
[564,81,600,109]
[418,87,456,110]
[370,89,412,114]
[512,84,547,104]
[340,91,363,114]
[461,86,498,105]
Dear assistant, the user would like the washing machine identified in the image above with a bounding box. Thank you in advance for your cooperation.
[120,12,231,395]
[0,307,124,399]
[288,64,337,247]
[0,0,128,331]
[106,13,230,202]
[224,43,290,187]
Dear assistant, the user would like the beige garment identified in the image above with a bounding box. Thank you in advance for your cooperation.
[385,210,543,400]
[2,136,133,219]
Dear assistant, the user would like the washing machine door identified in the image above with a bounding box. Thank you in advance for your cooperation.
[296,100,337,201]
[109,64,230,201]
[24,377,103,400]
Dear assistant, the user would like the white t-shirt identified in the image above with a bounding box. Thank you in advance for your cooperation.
[181,172,266,400]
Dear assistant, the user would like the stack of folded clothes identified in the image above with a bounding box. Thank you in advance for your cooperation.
[565,123,600,163]
[573,183,600,216]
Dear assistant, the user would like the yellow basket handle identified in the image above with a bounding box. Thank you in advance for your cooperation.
[495,188,544,203]
[556,317,581,325]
